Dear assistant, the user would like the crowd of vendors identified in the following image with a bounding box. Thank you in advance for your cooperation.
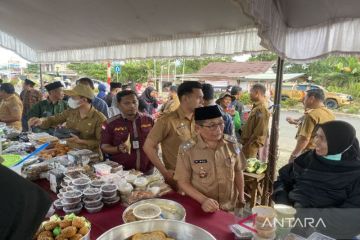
[0,77,360,239]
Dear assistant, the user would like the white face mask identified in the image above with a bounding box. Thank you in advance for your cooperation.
[68,97,80,109]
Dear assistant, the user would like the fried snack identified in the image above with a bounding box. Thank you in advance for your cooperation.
[59,220,72,229]
[61,226,77,238]
[124,209,137,222]
[37,237,54,240]
[69,234,83,240]
[55,234,68,240]
[124,134,131,155]
[78,226,90,236]
[150,231,167,239]
[71,217,85,229]
[37,231,53,240]
[131,231,168,240]
[44,221,58,231]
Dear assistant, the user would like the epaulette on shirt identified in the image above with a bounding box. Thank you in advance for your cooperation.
[180,139,196,152]
[106,114,122,124]
[223,134,237,143]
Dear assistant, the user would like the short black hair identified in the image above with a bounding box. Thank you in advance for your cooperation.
[0,83,15,94]
[116,90,138,102]
[306,89,325,102]
[177,81,202,100]
[201,83,214,101]
[251,84,266,95]
[77,77,94,90]
[231,86,242,95]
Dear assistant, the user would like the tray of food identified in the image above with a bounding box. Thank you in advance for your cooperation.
[123,199,186,223]
[34,213,91,240]
[97,219,216,240]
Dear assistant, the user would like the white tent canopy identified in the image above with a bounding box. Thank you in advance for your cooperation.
[241,0,360,62]
[0,0,265,63]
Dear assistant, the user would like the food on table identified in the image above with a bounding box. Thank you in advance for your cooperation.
[101,184,117,197]
[130,231,174,240]
[34,214,90,240]
[63,190,82,204]
[83,187,101,200]
[38,143,70,159]
[133,203,161,220]
[90,179,105,188]
[133,177,149,189]
[72,177,90,190]
[83,195,102,208]
[125,191,155,205]
[245,158,267,174]
[125,174,137,184]
[85,202,104,213]
[124,209,137,223]
[63,203,83,215]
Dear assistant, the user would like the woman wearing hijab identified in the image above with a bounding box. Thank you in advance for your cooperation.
[0,164,51,240]
[139,86,158,115]
[272,120,360,239]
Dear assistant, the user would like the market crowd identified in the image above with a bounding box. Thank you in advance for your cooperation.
[1,77,360,239]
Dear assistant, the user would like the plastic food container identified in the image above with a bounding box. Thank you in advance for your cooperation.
[103,196,120,206]
[83,187,102,200]
[63,190,82,203]
[133,177,149,190]
[85,202,104,213]
[133,203,161,220]
[101,184,117,197]
[57,193,63,199]
[119,183,133,196]
[53,199,63,210]
[252,206,276,223]
[102,192,118,202]
[61,199,81,209]
[91,179,105,188]
[72,177,91,190]
[63,203,83,215]
[83,196,102,208]
[63,177,72,184]
[59,188,67,193]
[125,174,137,184]
[94,164,112,176]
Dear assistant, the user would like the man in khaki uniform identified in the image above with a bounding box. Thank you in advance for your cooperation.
[158,85,180,117]
[0,83,23,131]
[175,105,245,212]
[289,89,335,162]
[29,84,106,155]
[240,84,270,159]
[144,81,203,189]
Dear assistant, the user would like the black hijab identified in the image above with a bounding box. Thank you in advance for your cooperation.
[141,86,157,103]
[0,165,51,240]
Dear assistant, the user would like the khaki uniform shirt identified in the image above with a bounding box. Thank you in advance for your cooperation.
[240,101,270,156]
[147,107,196,170]
[297,106,335,150]
[40,106,106,153]
[160,95,180,115]
[0,94,23,131]
[174,134,245,211]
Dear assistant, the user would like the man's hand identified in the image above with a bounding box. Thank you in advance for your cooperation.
[201,198,219,213]
[286,117,299,125]
[288,154,297,163]
[28,117,42,127]
[117,143,130,154]
[164,170,178,191]
[67,133,84,144]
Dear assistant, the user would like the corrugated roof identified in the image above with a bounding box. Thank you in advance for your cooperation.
[197,61,274,76]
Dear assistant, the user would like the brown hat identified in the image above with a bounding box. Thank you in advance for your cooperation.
[64,84,94,99]
[215,92,235,105]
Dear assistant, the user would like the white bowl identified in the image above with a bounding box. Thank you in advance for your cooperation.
[133,203,161,220]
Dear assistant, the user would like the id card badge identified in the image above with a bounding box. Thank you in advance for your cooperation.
[132,140,140,149]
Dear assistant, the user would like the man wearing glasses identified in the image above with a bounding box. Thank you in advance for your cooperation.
[174,105,246,212]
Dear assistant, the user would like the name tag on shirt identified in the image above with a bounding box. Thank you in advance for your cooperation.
[132,140,140,149]
[194,159,207,164]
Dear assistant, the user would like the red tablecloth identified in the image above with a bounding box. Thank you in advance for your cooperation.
[36,179,236,240]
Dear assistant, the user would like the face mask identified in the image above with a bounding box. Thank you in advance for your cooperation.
[323,153,342,161]
[323,145,352,161]
[68,98,80,109]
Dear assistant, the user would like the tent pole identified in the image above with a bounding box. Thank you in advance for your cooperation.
[39,64,43,90]
[264,57,284,206]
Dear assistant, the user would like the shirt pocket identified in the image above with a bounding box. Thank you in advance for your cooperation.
[224,155,236,181]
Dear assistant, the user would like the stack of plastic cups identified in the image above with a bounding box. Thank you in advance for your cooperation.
[274,204,297,239]
[252,206,277,240]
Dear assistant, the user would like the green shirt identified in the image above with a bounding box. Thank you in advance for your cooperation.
[27,99,68,119]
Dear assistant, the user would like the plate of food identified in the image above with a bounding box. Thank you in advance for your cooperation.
[34,213,91,240]
[97,219,216,240]
[123,199,186,223]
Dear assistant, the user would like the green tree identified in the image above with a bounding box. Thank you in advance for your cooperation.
[25,64,40,74]
[248,52,277,62]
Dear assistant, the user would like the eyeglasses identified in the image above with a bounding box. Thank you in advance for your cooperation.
[200,121,225,130]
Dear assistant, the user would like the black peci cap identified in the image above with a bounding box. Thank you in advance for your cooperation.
[195,105,223,121]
